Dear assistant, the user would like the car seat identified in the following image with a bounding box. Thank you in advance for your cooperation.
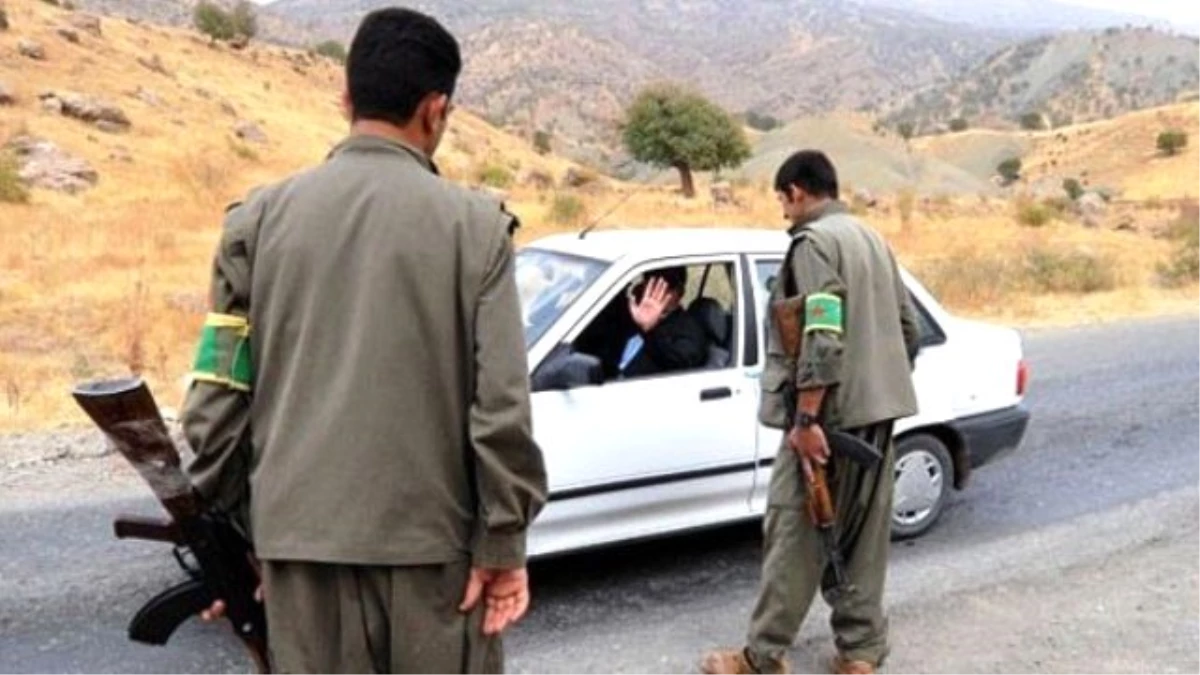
[688,297,732,368]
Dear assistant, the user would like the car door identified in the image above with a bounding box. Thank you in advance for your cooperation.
[527,255,758,555]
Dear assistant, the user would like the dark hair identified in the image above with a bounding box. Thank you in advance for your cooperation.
[655,266,688,294]
[774,150,839,199]
[346,8,462,126]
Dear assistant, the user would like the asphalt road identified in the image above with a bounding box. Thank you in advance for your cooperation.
[1,315,1196,674]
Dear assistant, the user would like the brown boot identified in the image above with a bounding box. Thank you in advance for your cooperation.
[830,655,876,674]
[700,648,789,674]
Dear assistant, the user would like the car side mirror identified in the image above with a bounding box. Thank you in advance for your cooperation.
[531,347,603,392]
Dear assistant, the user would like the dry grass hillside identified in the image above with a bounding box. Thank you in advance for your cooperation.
[917,101,1199,200]
[0,0,1195,434]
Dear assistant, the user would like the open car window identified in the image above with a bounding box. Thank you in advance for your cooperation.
[571,259,739,382]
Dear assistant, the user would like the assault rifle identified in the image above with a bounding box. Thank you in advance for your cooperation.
[71,377,269,672]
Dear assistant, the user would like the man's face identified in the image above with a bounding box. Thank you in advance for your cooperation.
[776,185,810,222]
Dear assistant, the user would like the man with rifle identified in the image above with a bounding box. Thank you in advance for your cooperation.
[701,150,920,675]
[174,6,547,673]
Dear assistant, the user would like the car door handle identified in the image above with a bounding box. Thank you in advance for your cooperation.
[700,387,732,401]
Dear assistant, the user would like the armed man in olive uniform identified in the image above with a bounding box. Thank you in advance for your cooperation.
[180,8,547,673]
[701,151,920,675]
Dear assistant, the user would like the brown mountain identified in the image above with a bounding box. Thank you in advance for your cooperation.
[263,0,1015,168]
[885,27,1200,133]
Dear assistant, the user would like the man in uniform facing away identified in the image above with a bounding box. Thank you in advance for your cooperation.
[701,151,920,675]
[180,7,547,673]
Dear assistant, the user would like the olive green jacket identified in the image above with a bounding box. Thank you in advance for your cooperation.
[759,201,919,431]
[182,134,547,569]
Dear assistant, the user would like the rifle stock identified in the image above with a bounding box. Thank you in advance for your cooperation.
[71,377,270,673]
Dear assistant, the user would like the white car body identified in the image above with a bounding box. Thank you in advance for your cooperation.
[515,228,1030,557]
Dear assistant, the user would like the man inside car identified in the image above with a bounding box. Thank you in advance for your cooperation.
[617,266,709,378]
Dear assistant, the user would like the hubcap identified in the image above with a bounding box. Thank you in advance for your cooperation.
[893,449,944,527]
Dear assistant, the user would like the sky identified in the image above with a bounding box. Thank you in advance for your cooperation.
[1061,0,1200,30]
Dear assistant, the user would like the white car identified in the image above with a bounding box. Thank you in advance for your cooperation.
[515,228,1030,556]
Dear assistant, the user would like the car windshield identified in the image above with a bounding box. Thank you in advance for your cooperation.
[515,248,607,348]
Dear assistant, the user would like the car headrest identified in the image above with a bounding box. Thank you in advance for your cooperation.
[689,297,730,345]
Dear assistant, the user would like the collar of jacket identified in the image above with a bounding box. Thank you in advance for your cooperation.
[788,199,849,236]
[326,133,441,176]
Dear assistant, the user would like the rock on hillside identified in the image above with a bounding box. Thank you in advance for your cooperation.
[5,135,99,194]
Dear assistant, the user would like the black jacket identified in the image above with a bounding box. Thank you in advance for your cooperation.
[622,309,709,378]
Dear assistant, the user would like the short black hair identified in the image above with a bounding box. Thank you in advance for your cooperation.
[346,7,462,126]
[655,266,688,294]
[774,150,839,199]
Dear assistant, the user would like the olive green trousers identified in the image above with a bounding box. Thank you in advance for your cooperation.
[262,559,502,673]
[746,422,895,671]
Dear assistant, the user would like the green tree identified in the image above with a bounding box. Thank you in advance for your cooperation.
[948,117,969,132]
[533,129,552,155]
[897,122,915,141]
[313,40,347,64]
[1157,129,1188,156]
[1019,112,1044,131]
[622,84,750,198]
[997,157,1022,184]
[193,1,235,41]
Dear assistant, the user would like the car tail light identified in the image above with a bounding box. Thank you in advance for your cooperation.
[1016,359,1029,396]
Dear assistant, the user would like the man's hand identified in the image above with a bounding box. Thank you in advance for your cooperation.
[459,567,531,636]
[628,277,672,333]
[787,423,829,482]
[199,584,263,622]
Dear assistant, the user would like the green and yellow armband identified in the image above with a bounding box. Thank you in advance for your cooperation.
[804,293,843,334]
[190,313,253,391]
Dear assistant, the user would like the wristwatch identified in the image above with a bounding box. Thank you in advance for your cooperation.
[795,411,820,429]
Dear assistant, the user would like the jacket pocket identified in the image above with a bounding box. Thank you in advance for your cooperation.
[757,355,792,429]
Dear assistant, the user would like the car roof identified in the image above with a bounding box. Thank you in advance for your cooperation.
[520,227,792,263]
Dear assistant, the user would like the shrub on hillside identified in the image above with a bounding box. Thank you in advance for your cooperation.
[1014,197,1052,227]
[229,1,257,39]
[1156,234,1195,285]
[313,40,347,64]
[533,130,552,155]
[194,1,256,41]
[744,110,781,132]
[194,1,235,41]
[1019,112,1044,131]
[1024,247,1116,293]
[996,157,1022,184]
[549,194,586,225]
[1062,177,1084,200]
[948,118,969,132]
[1157,129,1188,156]
[476,163,513,189]
[0,153,30,204]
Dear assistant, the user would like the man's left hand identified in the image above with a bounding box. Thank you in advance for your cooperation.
[459,567,531,636]
[787,423,829,482]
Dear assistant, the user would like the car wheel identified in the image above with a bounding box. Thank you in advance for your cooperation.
[890,433,952,540]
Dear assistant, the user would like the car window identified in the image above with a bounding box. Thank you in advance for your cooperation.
[754,259,945,346]
[515,248,608,348]
[570,260,739,383]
